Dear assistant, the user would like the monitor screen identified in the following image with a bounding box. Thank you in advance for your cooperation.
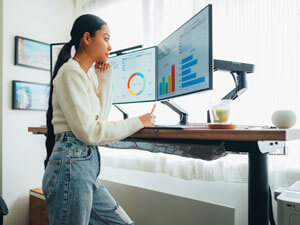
[157,4,212,101]
[107,46,156,104]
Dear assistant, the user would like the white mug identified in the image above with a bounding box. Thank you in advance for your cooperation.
[271,110,296,129]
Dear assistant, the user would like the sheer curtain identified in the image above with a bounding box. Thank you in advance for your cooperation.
[75,0,300,188]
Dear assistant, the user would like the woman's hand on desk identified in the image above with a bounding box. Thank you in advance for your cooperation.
[138,104,156,127]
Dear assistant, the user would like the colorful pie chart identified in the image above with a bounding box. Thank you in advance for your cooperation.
[127,72,146,96]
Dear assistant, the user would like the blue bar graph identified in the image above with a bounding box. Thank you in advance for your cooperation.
[182,73,197,82]
[165,83,168,94]
[181,55,193,64]
[182,77,205,88]
[182,69,191,76]
[182,59,198,70]
[160,83,162,95]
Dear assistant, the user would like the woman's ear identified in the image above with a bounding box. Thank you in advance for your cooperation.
[82,32,91,46]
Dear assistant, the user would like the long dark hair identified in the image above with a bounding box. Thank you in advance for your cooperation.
[45,14,107,169]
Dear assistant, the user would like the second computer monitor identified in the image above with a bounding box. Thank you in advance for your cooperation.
[157,4,213,101]
[107,46,156,104]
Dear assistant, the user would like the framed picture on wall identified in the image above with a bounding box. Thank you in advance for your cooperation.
[50,42,75,76]
[12,80,50,111]
[50,43,65,76]
[15,36,50,71]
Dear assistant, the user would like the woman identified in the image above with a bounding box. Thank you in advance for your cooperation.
[42,14,155,225]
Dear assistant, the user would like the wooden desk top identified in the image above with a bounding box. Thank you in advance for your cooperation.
[28,126,300,141]
[30,187,43,195]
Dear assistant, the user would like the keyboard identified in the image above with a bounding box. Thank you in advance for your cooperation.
[143,123,209,130]
[143,125,183,129]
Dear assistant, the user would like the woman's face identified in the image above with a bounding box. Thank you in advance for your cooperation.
[87,24,112,63]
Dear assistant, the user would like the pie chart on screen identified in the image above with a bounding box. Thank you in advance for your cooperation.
[127,72,146,96]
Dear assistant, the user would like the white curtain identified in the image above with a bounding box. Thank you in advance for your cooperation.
[75,0,300,188]
[74,0,105,15]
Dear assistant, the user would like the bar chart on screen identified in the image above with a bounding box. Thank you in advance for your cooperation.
[159,64,175,95]
[157,5,211,100]
[180,54,205,88]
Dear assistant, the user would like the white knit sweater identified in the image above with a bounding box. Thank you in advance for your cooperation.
[52,58,144,145]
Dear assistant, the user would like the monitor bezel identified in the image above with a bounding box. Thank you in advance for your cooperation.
[157,4,213,101]
[109,46,157,105]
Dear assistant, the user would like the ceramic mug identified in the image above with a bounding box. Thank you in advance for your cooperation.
[271,110,296,129]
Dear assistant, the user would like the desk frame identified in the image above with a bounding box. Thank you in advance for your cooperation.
[28,127,300,225]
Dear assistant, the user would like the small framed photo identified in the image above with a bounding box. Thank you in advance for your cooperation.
[50,43,65,76]
[50,42,75,76]
[12,80,50,111]
[15,36,50,71]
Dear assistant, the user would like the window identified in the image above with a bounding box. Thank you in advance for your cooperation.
[76,0,300,187]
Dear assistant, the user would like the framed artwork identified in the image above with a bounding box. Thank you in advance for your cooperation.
[50,43,65,76]
[15,36,50,71]
[50,42,75,76]
[12,80,50,111]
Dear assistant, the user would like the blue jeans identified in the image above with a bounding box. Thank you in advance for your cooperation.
[42,132,134,225]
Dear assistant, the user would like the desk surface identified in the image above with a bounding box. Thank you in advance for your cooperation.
[28,126,300,141]
[30,187,43,195]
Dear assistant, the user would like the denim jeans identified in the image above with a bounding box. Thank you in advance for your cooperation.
[42,132,134,225]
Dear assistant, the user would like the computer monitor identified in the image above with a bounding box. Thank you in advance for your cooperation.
[157,4,213,101]
[107,46,157,104]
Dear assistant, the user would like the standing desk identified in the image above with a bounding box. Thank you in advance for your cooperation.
[28,126,300,225]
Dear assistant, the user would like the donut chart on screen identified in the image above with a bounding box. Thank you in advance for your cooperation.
[127,72,146,96]
[107,47,156,104]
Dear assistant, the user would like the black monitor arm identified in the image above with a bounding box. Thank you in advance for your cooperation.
[113,104,129,120]
[160,100,188,125]
[221,71,247,100]
[207,59,255,122]
[110,45,143,56]
[214,59,253,100]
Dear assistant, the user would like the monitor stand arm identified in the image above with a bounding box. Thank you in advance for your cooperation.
[113,105,129,120]
[207,59,254,123]
[161,100,188,125]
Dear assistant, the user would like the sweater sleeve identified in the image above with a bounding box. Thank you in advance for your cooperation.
[54,69,144,145]
[95,67,112,120]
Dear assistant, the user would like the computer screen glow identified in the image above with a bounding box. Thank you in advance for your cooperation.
[107,47,156,104]
[157,5,212,100]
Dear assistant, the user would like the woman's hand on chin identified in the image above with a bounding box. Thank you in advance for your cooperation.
[95,62,111,73]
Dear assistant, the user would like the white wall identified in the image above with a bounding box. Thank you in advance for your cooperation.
[0,0,4,199]
[101,179,235,225]
[0,0,75,224]
[100,166,248,225]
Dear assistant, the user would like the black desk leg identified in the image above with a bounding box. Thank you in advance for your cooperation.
[248,150,269,225]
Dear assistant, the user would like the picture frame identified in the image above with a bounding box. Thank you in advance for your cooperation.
[50,42,75,77]
[50,42,65,76]
[12,80,50,111]
[15,36,50,71]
